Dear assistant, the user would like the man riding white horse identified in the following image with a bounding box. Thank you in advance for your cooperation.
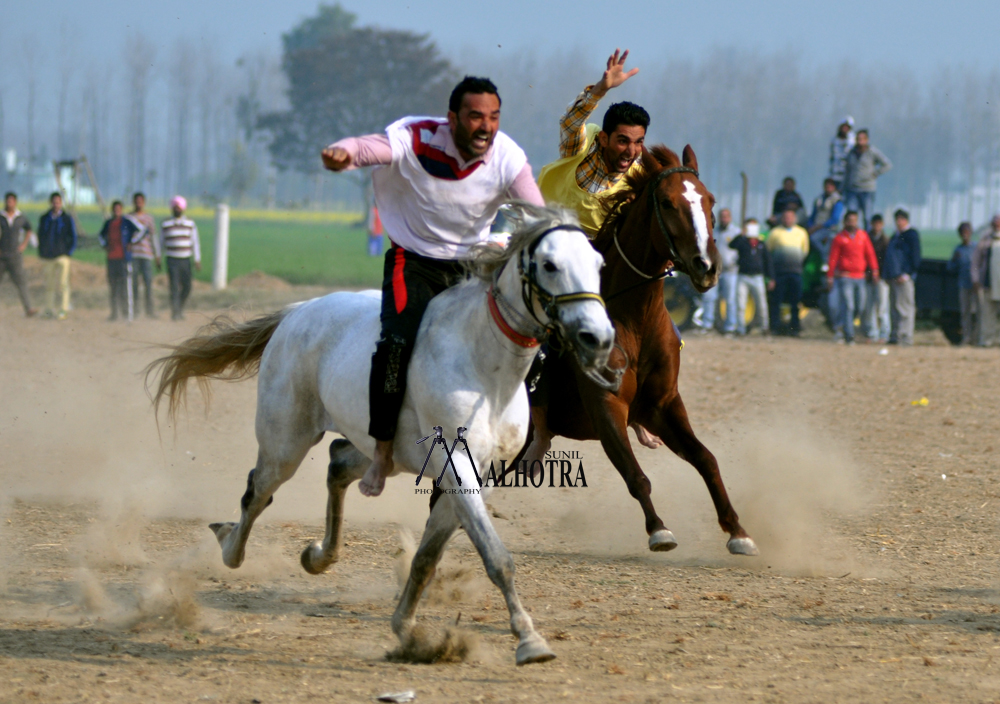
[322,76,545,497]
[526,49,662,464]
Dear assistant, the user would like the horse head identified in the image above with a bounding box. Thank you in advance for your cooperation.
[474,203,615,376]
[644,145,720,293]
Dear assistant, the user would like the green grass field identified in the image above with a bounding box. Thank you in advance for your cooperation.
[16,203,964,289]
[18,205,382,288]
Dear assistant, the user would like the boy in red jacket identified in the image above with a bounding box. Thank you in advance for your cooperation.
[827,210,879,344]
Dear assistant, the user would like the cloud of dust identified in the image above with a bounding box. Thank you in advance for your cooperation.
[393,529,488,606]
[73,565,204,631]
[516,419,877,578]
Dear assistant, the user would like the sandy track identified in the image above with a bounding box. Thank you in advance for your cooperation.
[1,298,999,703]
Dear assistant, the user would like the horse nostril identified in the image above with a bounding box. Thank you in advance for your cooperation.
[694,256,710,274]
[578,331,599,349]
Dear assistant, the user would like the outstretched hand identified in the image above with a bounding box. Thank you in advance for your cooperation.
[321,146,351,172]
[595,48,639,95]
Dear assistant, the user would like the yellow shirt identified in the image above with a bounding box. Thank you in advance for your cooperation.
[537,124,641,237]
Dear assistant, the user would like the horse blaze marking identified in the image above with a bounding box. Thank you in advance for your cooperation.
[682,181,710,260]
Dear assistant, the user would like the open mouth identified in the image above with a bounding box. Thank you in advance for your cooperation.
[616,157,633,172]
[471,133,492,152]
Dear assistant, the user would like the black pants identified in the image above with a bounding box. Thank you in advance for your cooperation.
[167,257,192,320]
[132,258,155,316]
[368,245,465,441]
[0,254,33,313]
[770,272,803,334]
[107,260,131,320]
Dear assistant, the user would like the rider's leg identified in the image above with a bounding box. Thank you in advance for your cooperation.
[361,246,463,496]
[523,348,553,467]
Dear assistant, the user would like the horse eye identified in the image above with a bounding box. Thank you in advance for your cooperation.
[543,261,558,273]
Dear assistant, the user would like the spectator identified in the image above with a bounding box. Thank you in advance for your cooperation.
[808,177,846,338]
[829,116,856,192]
[129,192,160,318]
[767,177,805,227]
[765,208,810,336]
[882,209,921,346]
[729,219,771,336]
[98,200,145,322]
[843,129,892,229]
[698,207,740,334]
[863,214,891,343]
[971,214,1000,347]
[36,192,77,320]
[0,191,37,317]
[948,222,977,346]
[827,210,878,345]
[367,204,384,257]
[160,196,201,321]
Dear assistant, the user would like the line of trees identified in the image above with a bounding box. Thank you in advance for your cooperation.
[3,6,1000,220]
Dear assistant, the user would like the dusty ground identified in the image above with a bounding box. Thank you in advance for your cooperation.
[1,276,1000,703]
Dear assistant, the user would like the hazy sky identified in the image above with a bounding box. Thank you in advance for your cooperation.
[14,0,1000,76]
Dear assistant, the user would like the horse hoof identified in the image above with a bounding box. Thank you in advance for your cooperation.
[727,536,759,556]
[516,634,556,666]
[209,522,236,546]
[300,541,331,575]
[649,529,678,552]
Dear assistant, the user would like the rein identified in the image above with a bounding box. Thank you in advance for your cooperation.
[602,166,698,302]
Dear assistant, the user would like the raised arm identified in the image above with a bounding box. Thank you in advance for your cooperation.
[322,134,392,172]
[558,49,639,159]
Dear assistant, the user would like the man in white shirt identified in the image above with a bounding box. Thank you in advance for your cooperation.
[322,76,545,497]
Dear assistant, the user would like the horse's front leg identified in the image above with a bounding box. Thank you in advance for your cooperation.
[581,389,676,552]
[301,438,368,574]
[644,393,758,556]
[441,455,555,665]
[391,494,460,640]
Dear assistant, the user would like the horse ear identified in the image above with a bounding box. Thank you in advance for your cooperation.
[682,145,699,173]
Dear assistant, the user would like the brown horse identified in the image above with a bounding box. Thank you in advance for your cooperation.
[518,144,758,556]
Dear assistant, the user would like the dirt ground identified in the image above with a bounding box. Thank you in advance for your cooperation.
[2,276,1000,704]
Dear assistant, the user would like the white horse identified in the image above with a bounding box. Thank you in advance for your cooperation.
[149,203,615,665]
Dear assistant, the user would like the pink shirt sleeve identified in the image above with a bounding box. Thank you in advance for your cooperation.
[508,163,545,206]
[328,134,392,169]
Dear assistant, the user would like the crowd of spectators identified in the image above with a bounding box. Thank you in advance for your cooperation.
[0,190,200,322]
[694,115,998,347]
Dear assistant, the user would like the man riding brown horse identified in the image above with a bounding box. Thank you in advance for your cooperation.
[528,49,661,464]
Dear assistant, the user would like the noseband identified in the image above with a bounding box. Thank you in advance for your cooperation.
[517,225,606,331]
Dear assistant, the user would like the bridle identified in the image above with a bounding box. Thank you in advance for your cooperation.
[606,165,700,302]
[488,224,623,391]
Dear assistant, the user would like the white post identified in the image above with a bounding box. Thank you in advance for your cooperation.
[213,203,230,290]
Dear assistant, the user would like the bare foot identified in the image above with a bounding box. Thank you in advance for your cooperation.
[523,405,554,467]
[631,423,664,449]
[359,439,394,496]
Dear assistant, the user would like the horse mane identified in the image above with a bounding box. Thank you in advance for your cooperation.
[466,201,582,282]
[593,145,679,252]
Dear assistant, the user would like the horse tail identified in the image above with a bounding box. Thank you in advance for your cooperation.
[146,308,290,424]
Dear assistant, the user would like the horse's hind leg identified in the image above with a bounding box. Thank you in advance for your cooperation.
[301,438,367,574]
[210,425,322,569]
[645,393,758,556]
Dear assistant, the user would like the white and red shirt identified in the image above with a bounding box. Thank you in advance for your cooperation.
[330,117,543,260]
[160,216,201,262]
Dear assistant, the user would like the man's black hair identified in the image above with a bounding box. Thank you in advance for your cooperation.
[449,76,500,114]
[111,200,123,210]
[845,210,859,219]
[4,191,16,201]
[50,191,61,202]
[601,101,649,136]
[857,128,869,138]
[823,177,837,188]
[133,191,145,202]
[870,213,883,223]
[958,221,972,233]
[894,208,909,221]
[783,176,796,186]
